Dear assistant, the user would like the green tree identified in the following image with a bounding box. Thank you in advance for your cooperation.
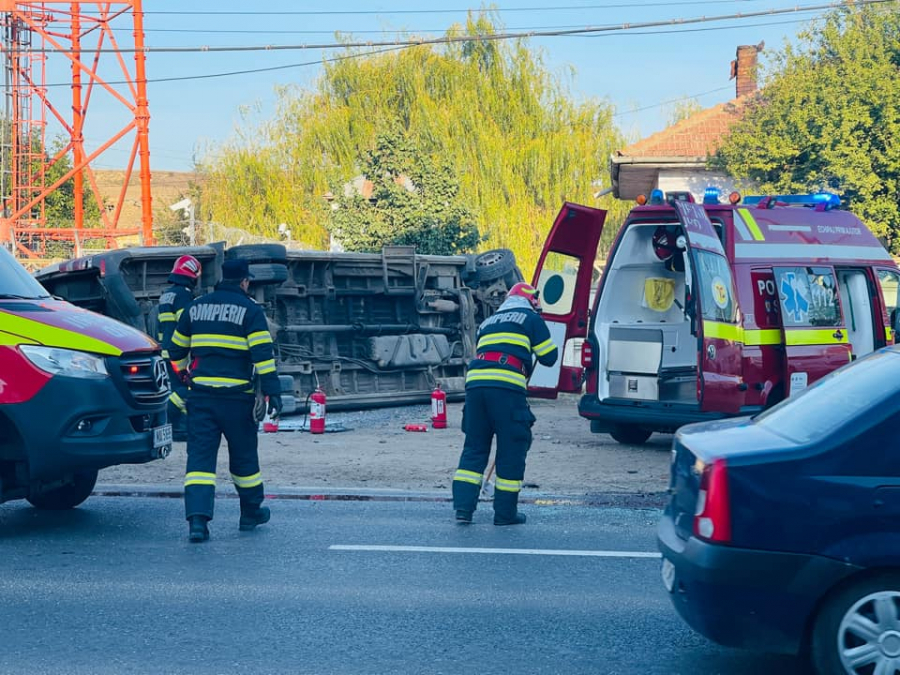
[329,128,479,254]
[713,5,900,250]
[197,12,629,274]
[667,98,703,126]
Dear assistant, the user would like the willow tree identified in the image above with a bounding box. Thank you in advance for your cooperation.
[198,13,628,274]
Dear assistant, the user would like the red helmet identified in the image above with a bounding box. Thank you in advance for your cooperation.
[171,255,201,280]
[508,282,541,311]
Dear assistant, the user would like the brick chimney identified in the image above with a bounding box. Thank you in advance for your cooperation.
[730,42,764,98]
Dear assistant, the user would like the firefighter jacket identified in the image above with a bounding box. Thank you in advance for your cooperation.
[156,274,194,358]
[169,282,280,398]
[465,296,559,391]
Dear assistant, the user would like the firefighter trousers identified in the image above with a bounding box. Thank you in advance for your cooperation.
[184,394,264,521]
[452,387,536,519]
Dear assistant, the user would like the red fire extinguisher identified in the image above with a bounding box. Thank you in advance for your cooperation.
[431,385,447,429]
[309,387,326,435]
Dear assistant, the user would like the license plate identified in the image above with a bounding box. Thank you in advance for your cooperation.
[153,424,173,449]
[661,558,676,593]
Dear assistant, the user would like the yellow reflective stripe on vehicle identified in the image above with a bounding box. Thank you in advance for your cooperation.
[170,391,187,413]
[190,333,249,350]
[702,321,743,342]
[171,330,190,348]
[784,328,849,346]
[0,330,36,346]
[0,311,121,355]
[743,329,783,346]
[184,471,216,487]
[192,376,250,386]
[231,472,262,489]
[477,332,531,350]
[158,312,176,323]
[886,326,894,343]
[254,358,277,375]
[495,477,523,493]
[453,469,483,486]
[738,208,765,241]
[533,338,556,356]
[247,331,273,347]
[465,368,527,388]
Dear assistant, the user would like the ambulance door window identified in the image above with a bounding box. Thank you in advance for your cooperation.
[774,267,841,328]
[877,269,900,340]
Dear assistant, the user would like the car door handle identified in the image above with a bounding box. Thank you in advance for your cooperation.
[833,330,844,340]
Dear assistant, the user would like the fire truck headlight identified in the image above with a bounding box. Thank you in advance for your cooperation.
[20,346,109,379]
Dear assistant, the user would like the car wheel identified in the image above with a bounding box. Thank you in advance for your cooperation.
[225,244,287,263]
[281,394,297,416]
[26,470,98,510]
[473,249,518,283]
[248,263,289,285]
[811,573,900,675]
[609,424,652,445]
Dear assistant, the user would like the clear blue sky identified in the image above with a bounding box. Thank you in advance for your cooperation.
[62,1,828,173]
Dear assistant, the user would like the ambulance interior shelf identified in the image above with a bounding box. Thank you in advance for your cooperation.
[593,222,699,403]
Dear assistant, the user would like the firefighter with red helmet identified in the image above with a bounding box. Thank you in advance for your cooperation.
[157,255,202,440]
[169,258,282,543]
[452,282,559,525]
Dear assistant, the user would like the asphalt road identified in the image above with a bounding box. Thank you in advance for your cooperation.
[0,496,807,675]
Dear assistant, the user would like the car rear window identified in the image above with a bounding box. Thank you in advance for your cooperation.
[755,350,900,444]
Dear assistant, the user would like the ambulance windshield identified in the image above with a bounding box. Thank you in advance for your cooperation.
[0,247,51,299]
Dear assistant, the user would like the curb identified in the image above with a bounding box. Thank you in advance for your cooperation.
[92,484,667,509]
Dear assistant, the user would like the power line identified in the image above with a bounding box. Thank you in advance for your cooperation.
[135,1,785,15]
[21,0,882,54]
[613,85,733,117]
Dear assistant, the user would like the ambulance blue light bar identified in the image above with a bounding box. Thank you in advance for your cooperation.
[703,187,721,204]
[743,192,841,210]
[649,189,665,205]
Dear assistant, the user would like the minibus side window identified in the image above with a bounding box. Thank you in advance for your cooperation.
[774,267,841,327]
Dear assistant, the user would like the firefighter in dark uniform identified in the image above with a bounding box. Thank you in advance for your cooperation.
[169,258,282,543]
[452,282,558,525]
[157,255,202,441]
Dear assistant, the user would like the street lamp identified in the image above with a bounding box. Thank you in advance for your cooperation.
[169,198,195,246]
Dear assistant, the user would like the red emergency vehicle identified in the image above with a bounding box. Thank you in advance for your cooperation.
[530,189,900,444]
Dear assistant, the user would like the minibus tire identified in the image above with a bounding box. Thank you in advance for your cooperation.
[609,424,652,445]
[26,469,98,510]
[225,244,287,263]
[473,249,517,283]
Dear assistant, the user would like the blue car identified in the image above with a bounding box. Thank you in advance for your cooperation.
[658,345,900,674]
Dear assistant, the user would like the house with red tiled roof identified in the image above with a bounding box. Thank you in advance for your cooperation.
[610,44,763,201]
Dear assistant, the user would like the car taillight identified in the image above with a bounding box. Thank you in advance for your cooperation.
[694,458,731,543]
[581,341,593,369]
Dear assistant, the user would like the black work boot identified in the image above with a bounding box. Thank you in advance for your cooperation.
[452,476,480,524]
[188,515,209,543]
[455,510,473,524]
[493,490,526,526]
[239,506,271,532]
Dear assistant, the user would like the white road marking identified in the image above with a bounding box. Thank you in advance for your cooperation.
[330,544,661,558]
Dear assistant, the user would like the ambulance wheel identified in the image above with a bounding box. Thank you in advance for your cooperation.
[609,425,652,445]
[27,469,98,510]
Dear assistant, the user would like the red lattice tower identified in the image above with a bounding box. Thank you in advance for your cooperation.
[0,1,152,261]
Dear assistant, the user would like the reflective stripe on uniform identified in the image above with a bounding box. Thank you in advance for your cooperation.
[702,321,743,342]
[190,333,249,350]
[738,208,765,241]
[231,472,263,489]
[743,329,782,346]
[453,469,483,486]
[465,368,527,388]
[175,308,185,320]
[184,471,216,487]
[247,331,273,347]
[158,312,176,323]
[533,337,555,356]
[171,357,190,371]
[784,328,849,346]
[170,391,187,413]
[477,332,530,350]
[495,476,523,493]
[192,376,251,387]
[254,358,277,375]
[171,330,190,347]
